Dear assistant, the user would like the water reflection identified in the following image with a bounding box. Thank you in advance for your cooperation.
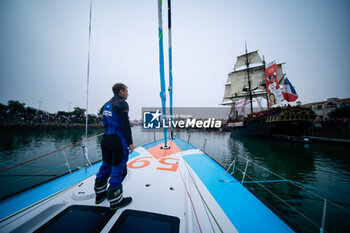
[181,130,350,232]
[225,134,350,233]
[0,128,105,200]
[229,135,315,180]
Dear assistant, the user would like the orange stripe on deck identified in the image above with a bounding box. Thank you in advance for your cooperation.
[147,140,182,159]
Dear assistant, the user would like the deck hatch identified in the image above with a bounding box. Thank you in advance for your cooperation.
[33,205,113,233]
[109,209,180,233]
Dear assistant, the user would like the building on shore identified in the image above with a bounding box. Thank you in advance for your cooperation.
[302,97,350,121]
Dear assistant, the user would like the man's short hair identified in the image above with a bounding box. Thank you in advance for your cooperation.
[112,83,127,96]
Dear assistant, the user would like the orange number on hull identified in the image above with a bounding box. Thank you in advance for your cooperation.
[157,158,179,172]
[127,156,152,169]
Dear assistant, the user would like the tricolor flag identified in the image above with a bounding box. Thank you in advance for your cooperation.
[282,78,298,102]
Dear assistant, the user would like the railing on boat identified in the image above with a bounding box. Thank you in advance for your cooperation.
[0,130,153,201]
[0,133,105,201]
[184,130,350,233]
[1,129,349,233]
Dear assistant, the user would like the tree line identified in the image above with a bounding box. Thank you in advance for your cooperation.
[0,100,101,125]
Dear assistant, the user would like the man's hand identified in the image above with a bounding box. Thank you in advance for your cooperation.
[129,144,135,153]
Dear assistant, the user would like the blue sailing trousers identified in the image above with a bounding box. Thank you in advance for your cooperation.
[96,136,129,188]
[96,101,129,188]
[97,162,125,188]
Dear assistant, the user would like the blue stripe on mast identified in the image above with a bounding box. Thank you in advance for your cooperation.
[169,47,173,129]
[157,0,168,147]
[168,0,173,135]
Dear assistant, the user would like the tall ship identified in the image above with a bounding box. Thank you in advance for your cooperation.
[222,45,314,138]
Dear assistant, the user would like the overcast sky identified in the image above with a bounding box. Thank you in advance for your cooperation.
[0,0,349,120]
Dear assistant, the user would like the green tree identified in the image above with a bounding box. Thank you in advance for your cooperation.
[0,103,8,112]
[25,107,37,115]
[7,100,26,115]
[0,103,8,119]
[57,111,70,116]
[72,107,86,116]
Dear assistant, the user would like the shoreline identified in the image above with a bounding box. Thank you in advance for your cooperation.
[0,122,104,131]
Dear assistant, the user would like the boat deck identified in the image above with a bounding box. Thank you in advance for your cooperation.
[0,138,294,233]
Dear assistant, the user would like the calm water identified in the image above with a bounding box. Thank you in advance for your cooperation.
[0,127,349,232]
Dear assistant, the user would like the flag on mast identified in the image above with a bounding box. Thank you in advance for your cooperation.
[282,77,298,102]
[265,61,283,106]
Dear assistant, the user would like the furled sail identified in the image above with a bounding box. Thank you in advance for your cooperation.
[234,51,263,70]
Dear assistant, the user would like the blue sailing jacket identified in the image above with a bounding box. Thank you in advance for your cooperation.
[102,102,122,135]
[102,101,129,159]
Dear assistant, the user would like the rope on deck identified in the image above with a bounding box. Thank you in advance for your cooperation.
[180,150,224,233]
[177,157,203,233]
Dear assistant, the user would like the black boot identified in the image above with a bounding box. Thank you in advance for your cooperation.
[94,178,108,204]
[107,185,132,211]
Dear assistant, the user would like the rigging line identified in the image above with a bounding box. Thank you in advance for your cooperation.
[291,181,350,202]
[234,166,321,229]
[167,0,174,137]
[317,195,350,214]
[234,154,350,213]
[242,180,350,201]
[177,156,203,233]
[1,168,63,187]
[1,156,99,187]
[2,154,98,186]
[184,161,223,233]
[85,0,93,141]
[132,130,148,146]
[0,174,57,177]
[181,151,224,233]
[224,158,236,175]
[20,164,79,170]
[202,197,216,233]
[3,156,87,183]
[180,152,215,233]
[0,133,104,173]
[235,154,330,198]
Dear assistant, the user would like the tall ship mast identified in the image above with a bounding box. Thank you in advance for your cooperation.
[222,47,314,138]
[222,48,285,118]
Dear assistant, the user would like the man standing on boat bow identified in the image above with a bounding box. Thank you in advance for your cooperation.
[94,83,134,210]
